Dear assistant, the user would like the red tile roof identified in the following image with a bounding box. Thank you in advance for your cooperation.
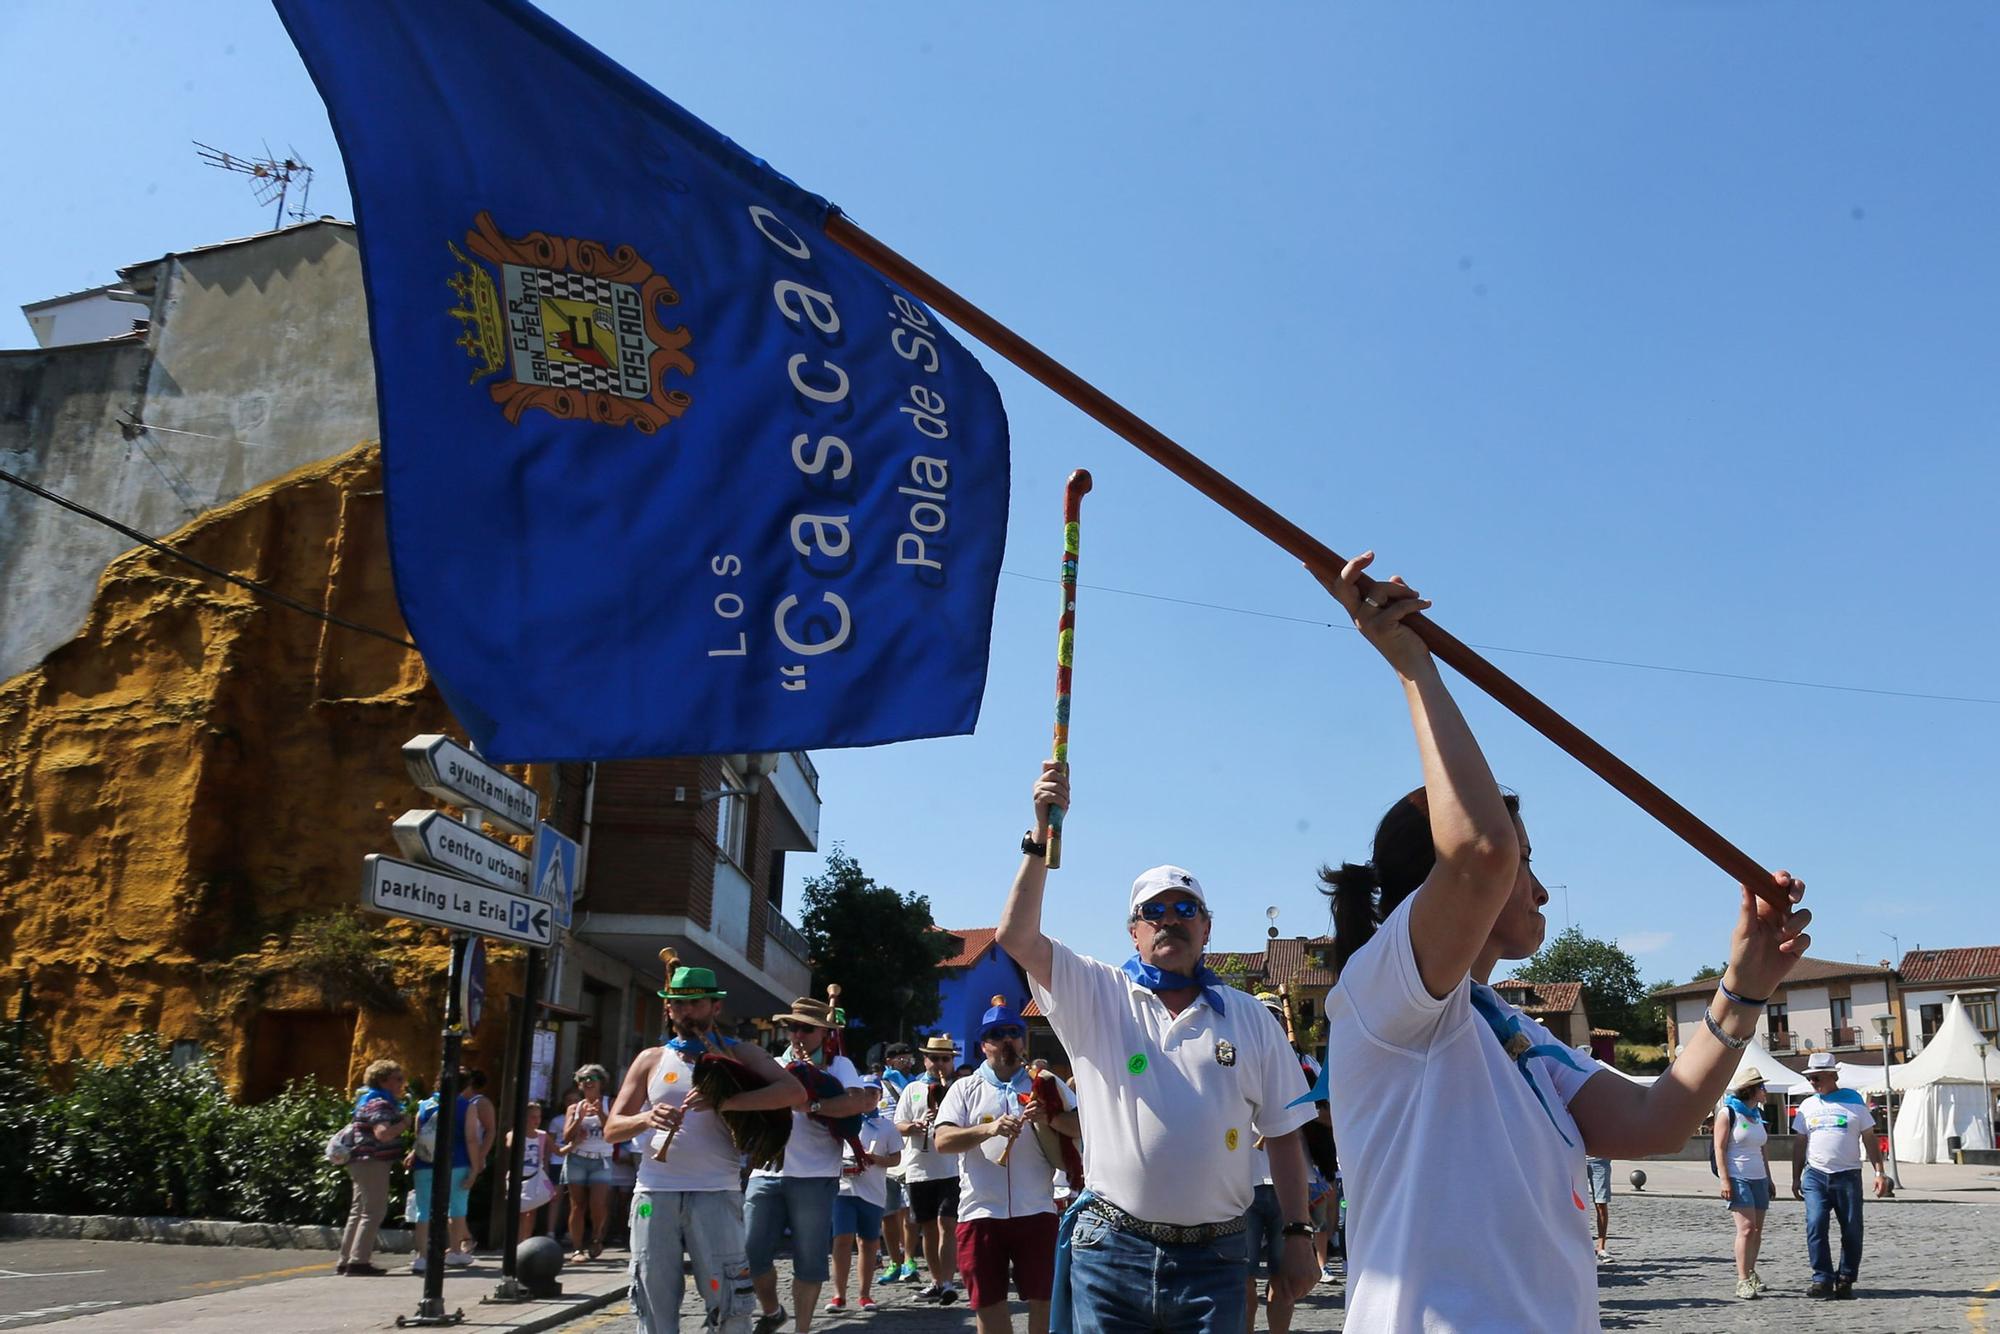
[1494,979,1583,1013]
[1650,956,1894,1000]
[1898,947,2000,986]
[936,926,999,970]
[1021,997,1044,1018]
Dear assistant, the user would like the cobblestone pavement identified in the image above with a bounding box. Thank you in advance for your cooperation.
[554,1194,1999,1332]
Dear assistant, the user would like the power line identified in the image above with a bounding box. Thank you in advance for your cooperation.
[0,467,416,650]
[999,569,2000,708]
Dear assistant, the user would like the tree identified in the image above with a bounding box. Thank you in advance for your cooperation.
[797,846,958,1058]
[1513,926,1656,1042]
[1690,963,1725,981]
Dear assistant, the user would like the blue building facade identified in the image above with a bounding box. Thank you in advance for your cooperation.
[921,928,1032,1069]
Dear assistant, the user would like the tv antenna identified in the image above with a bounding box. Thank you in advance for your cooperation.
[194,142,314,230]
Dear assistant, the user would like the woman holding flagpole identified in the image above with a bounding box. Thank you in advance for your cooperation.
[1310,552,1811,1332]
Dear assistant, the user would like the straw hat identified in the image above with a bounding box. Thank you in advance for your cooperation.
[917,1033,961,1059]
[772,985,844,1030]
[1729,1069,1767,1095]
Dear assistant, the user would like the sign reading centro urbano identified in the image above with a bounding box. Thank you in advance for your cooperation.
[362,854,553,947]
[402,734,537,835]
[392,809,531,894]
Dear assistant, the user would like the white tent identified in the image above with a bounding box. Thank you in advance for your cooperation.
[1835,998,1996,1163]
[1735,1039,1811,1097]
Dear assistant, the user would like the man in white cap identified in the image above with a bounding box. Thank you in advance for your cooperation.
[1789,1051,1888,1300]
[996,762,1319,1333]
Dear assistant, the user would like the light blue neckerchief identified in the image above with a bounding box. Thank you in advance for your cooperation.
[1816,1087,1868,1109]
[1468,982,1588,1146]
[665,1033,738,1060]
[974,1062,1033,1095]
[1723,1095,1761,1125]
[1120,955,1229,1016]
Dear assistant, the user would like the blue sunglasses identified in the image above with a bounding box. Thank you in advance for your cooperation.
[1136,899,1203,922]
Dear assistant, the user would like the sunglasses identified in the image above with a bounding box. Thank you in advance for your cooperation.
[983,1028,1026,1043]
[786,1023,819,1033]
[1136,899,1202,922]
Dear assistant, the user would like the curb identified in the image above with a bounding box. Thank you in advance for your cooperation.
[496,1283,629,1334]
[1623,1188,1994,1207]
[0,1210,414,1251]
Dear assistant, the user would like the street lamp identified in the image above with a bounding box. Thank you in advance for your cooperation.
[1872,1013,1902,1189]
[1978,1039,1994,1153]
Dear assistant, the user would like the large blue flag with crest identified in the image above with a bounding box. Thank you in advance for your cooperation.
[274,0,1009,761]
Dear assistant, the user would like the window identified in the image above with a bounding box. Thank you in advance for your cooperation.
[1766,1003,1790,1050]
[1964,991,1999,1042]
[1920,1003,1944,1044]
[1829,996,1854,1046]
[715,766,749,868]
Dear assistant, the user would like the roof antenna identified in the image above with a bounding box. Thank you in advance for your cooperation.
[194,141,315,230]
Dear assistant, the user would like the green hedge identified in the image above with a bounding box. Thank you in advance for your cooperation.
[0,1032,371,1227]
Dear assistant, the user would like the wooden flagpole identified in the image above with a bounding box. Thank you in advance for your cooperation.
[825,214,1783,904]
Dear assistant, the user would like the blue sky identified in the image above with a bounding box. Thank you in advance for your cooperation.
[6,3,1996,988]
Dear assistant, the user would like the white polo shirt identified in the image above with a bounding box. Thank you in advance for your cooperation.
[936,1064,1078,1221]
[749,1052,863,1180]
[837,1117,906,1211]
[1028,941,1314,1225]
[893,1075,960,1183]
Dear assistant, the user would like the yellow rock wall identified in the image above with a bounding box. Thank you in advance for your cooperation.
[0,443,543,1095]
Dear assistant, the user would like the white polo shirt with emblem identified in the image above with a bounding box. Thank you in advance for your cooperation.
[936,1064,1078,1221]
[893,1075,960,1183]
[1028,940,1314,1225]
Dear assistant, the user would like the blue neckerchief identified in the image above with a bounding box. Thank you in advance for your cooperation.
[1723,1095,1760,1125]
[1468,982,1588,1147]
[1121,955,1228,1015]
[1816,1087,1868,1108]
[975,1062,1033,1095]
[1048,1190,1095,1334]
[666,1032,737,1060]
[1289,1046,1332,1109]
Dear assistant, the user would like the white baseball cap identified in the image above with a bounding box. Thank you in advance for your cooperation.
[1805,1052,1839,1074]
[1128,865,1208,917]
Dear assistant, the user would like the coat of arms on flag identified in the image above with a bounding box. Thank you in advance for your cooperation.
[447,210,695,433]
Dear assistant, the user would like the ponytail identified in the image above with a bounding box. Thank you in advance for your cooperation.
[1322,787,1520,972]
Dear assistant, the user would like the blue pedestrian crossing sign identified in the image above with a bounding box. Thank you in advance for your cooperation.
[532,823,580,932]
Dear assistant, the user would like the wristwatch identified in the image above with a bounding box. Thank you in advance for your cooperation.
[808,1099,823,1115]
[1281,1221,1317,1239]
[1021,830,1048,859]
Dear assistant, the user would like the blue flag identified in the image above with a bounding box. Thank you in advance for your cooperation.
[275,0,1010,761]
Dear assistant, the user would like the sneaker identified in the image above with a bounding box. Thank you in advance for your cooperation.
[913,1283,940,1302]
[344,1263,387,1276]
[1751,1269,1767,1294]
[443,1249,474,1268]
[1834,1279,1855,1301]
[1594,1247,1609,1263]
[897,1262,920,1282]
[935,1285,958,1306]
[1735,1277,1758,1300]
[876,1264,900,1284]
[826,1296,846,1311]
[1807,1281,1835,1299]
[409,1256,427,1274]
[859,1296,877,1311]
[753,1314,787,1334]
[1321,1264,1339,1283]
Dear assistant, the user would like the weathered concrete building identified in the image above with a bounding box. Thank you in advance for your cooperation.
[1,222,816,1098]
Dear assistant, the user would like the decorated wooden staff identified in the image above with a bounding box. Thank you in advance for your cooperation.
[1046,468,1092,870]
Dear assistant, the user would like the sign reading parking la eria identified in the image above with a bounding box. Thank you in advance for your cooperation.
[361,854,553,947]
[402,734,537,835]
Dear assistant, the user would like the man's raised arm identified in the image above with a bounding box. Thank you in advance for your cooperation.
[996,761,1067,990]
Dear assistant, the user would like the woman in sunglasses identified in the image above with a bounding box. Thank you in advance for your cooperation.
[1310,553,1811,1332]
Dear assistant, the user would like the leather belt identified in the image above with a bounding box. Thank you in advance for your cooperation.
[1084,1195,1245,1247]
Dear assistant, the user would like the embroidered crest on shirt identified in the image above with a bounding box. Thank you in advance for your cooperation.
[1214,1040,1236,1067]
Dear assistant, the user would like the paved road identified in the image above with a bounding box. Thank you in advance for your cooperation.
[0,1238,335,1328]
[551,1194,2000,1331]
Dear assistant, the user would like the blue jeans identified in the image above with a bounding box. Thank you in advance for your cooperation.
[1067,1210,1247,1333]
[744,1174,838,1283]
[1801,1167,1863,1285]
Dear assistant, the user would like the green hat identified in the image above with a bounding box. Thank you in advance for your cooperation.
[657,948,727,1000]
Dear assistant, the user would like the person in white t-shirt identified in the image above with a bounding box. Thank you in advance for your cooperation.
[743,992,876,1334]
[931,997,1079,1334]
[1713,1069,1772,1300]
[1304,553,1813,1333]
[602,958,803,1334]
[893,1034,966,1305]
[998,828,1319,1331]
[1788,1053,1887,1300]
[827,1084,905,1313]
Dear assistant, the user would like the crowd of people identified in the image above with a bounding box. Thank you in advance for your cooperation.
[336,558,1836,1332]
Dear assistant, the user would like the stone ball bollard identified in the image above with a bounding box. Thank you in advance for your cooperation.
[516,1234,566,1293]
[1628,1168,1647,1191]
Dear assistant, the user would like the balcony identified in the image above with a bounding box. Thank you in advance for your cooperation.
[766,899,810,965]
[1766,1030,1794,1052]
[762,751,821,853]
[1828,1026,1859,1049]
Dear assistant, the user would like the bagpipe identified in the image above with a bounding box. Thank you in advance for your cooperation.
[648,953,791,1170]
[785,984,873,1170]
[1020,1070,1085,1193]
